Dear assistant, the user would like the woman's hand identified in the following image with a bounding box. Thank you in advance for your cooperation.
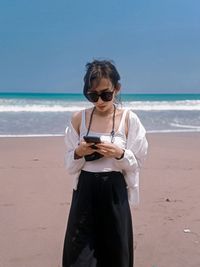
[74,140,97,158]
[95,142,124,159]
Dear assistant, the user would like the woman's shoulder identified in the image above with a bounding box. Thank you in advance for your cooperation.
[119,108,138,123]
[70,111,82,135]
[123,109,140,121]
[123,109,144,130]
[71,107,93,121]
[126,109,146,136]
[71,108,93,135]
[71,109,81,122]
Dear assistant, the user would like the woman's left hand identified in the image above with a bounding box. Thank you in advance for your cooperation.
[95,142,124,159]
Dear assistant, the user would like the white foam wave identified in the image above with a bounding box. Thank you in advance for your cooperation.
[1,129,200,137]
[0,100,200,112]
[170,123,200,129]
[147,129,200,133]
[0,105,89,112]
[123,100,200,111]
[0,134,64,138]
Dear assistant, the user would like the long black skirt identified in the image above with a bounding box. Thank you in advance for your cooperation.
[62,170,133,267]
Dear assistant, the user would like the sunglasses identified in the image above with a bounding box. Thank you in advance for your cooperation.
[86,90,114,102]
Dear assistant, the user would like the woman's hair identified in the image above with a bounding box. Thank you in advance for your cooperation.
[83,59,121,97]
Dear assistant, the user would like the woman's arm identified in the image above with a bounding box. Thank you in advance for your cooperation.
[64,119,86,175]
[113,110,148,172]
[64,111,97,174]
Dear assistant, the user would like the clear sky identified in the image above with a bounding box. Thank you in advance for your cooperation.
[0,0,200,93]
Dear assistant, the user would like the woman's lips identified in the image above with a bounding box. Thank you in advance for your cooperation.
[97,105,106,109]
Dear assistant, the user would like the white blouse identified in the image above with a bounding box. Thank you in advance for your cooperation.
[64,109,148,206]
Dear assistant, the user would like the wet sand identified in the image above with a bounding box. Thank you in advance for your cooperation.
[0,133,200,267]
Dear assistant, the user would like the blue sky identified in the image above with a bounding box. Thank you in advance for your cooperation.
[0,0,200,93]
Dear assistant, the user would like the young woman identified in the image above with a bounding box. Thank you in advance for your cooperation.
[62,60,148,267]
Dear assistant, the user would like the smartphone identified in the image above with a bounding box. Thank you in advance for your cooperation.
[83,136,101,149]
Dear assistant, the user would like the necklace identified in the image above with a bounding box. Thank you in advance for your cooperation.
[86,104,116,143]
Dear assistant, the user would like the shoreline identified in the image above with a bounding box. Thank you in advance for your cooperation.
[0,129,200,138]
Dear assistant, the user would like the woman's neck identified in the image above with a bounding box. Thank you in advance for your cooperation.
[94,105,116,117]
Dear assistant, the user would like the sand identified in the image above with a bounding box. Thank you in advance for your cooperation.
[0,133,200,267]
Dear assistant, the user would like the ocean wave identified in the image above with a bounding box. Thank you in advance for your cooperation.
[147,129,200,133]
[0,100,200,112]
[170,123,200,130]
[0,105,85,112]
[1,129,200,137]
[125,100,200,110]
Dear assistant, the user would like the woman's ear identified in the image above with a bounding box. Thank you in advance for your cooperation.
[115,82,121,93]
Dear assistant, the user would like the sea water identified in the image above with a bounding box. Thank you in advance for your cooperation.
[0,93,200,136]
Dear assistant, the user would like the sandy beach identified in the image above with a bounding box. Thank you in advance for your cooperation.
[0,133,200,267]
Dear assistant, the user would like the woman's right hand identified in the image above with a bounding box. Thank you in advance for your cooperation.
[74,140,96,158]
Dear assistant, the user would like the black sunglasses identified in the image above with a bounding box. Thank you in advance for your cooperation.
[86,91,114,102]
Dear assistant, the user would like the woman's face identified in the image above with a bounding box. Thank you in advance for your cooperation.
[88,78,118,113]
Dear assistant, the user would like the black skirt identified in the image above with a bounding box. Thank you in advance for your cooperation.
[62,170,133,267]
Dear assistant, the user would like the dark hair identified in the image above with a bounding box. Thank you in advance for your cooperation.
[83,60,121,97]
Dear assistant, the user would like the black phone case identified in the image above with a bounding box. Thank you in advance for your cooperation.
[84,152,104,161]
[83,136,101,143]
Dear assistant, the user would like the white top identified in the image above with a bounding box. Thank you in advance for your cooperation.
[64,108,148,206]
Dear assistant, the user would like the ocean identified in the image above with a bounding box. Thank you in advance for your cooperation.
[0,93,200,136]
